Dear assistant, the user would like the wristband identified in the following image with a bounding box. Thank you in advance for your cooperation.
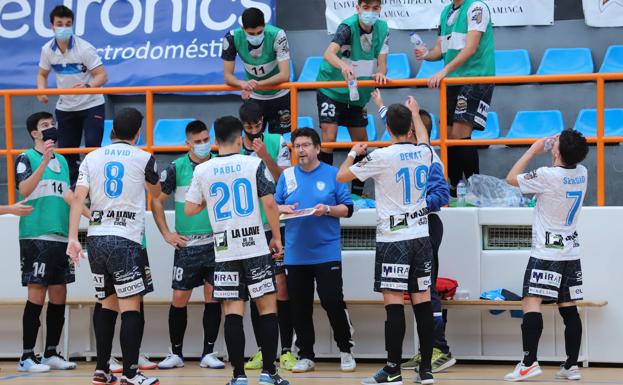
[347,150,357,159]
[325,205,331,216]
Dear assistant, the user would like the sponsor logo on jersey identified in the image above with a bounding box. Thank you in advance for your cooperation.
[455,96,468,114]
[90,210,104,225]
[418,276,431,289]
[92,274,105,288]
[231,226,261,238]
[389,214,408,231]
[524,170,537,180]
[530,269,562,287]
[114,266,142,283]
[248,278,275,298]
[381,263,410,279]
[214,271,240,287]
[214,290,239,299]
[250,265,271,281]
[569,285,583,300]
[477,100,489,116]
[115,278,145,297]
[214,232,228,252]
[545,232,564,249]
[528,286,558,298]
[380,281,408,291]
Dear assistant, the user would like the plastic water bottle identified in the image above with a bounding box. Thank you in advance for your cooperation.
[457,179,467,207]
[410,32,429,58]
[348,78,360,102]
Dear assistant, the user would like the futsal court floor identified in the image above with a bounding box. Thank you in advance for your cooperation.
[1,362,622,385]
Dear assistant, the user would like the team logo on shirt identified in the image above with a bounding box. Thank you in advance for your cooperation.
[90,210,103,225]
[545,231,564,249]
[524,170,537,180]
[214,231,228,252]
[316,181,326,191]
[471,6,483,24]
[455,96,468,114]
[389,214,408,231]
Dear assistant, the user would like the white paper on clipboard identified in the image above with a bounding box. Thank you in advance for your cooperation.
[279,208,317,220]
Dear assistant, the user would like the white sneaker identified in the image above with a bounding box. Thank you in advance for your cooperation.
[504,362,542,382]
[120,372,159,385]
[291,358,315,373]
[17,357,50,373]
[157,353,184,369]
[41,354,77,370]
[109,357,123,374]
[340,352,356,372]
[200,352,225,369]
[138,355,157,370]
[555,365,582,380]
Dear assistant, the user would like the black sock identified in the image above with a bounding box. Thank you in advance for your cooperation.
[318,151,334,165]
[447,146,462,188]
[44,302,65,357]
[120,311,142,378]
[559,306,581,369]
[413,302,434,372]
[93,302,102,333]
[277,300,293,355]
[22,301,43,360]
[168,305,187,357]
[351,155,366,196]
[138,301,145,349]
[224,314,245,378]
[384,304,405,374]
[95,307,118,372]
[203,303,222,355]
[521,312,543,366]
[250,301,262,349]
[462,143,479,180]
[258,313,278,373]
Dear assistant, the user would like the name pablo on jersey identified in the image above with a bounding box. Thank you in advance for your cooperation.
[213,164,242,176]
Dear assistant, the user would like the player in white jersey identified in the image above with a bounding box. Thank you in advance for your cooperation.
[503,129,589,382]
[184,116,290,385]
[66,108,161,385]
[337,97,436,385]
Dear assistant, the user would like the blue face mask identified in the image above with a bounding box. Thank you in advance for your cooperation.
[54,27,73,42]
[246,32,265,46]
[193,142,211,159]
[360,11,380,26]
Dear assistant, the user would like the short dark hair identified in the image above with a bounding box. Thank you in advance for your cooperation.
[239,100,263,124]
[112,108,143,140]
[26,111,53,135]
[419,110,433,137]
[291,128,321,147]
[214,116,243,145]
[359,0,382,5]
[185,120,208,136]
[558,129,588,167]
[242,8,265,29]
[386,104,412,137]
[50,5,74,23]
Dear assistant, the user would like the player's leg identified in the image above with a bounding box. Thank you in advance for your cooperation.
[137,249,157,371]
[200,279,225,369]
[275,269,295,370]
[263,93,292,135]
[555,259,583,381]
[246,297,264,370]
[94,296,120,385]
[55,108,84,186]
[82,104,105,148]
[317,91,339,166]
[344,107,369,197]
[286,265,316,373]
[158,289,191,369]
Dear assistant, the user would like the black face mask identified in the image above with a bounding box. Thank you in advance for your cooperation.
[244,129,264,142]
[42,127,58,142]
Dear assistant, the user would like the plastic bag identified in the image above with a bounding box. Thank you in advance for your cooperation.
[465,174,525,207]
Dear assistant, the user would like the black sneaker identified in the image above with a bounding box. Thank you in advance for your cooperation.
[259,370,290,385]
[92,369,118,385]
[361,367,402,384]
[415,370,434,384]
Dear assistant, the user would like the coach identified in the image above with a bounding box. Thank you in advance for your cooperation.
[275,128,356,373]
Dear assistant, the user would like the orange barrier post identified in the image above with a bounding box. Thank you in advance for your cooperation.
[439,81,448,179]
[290,85,298,165]
[4,95,16,204]
[596,78,605,206]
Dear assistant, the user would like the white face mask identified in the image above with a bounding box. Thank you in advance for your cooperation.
[193,142,211,159]
[246,32,265,46]
[360,11,380,26]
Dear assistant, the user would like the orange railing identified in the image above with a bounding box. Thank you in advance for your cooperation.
[3,72,623,206]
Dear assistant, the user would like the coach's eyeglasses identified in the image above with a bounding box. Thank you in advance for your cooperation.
[293,142,314,150]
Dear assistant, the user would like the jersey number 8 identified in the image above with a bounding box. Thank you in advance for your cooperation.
[104,162,125,198]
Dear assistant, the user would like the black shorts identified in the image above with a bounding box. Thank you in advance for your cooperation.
[20,239,75,287]
[522,257,583,304]
[374,237,433,293]
[265,228,286,275]
[446,84,494,131]
[254,92,291,135]
[87,235,154,300]
[213,254,276,301]
[171,242,216,290]
[141,248,154,294]
[317,90,369,128]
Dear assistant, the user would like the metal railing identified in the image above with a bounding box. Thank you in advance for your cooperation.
[2,72,622,206]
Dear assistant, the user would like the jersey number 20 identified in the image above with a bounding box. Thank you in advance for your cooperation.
[210,178,254,221]
[104,162,124,198]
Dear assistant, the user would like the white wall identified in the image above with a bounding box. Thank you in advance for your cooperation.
[0,208,620,362]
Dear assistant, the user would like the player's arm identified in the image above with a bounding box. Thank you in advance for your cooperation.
[36,68,50,104]
[441,31,482,76]
[86,65,108,88]
[506,138,548,187]
[223,60,245,88]
[143,155,161,198]
[336,143,368,182]
[17,141,54,198]
[256,162,282,257]
[62,190,91,219]
[323,24,355,80]
[66,185,88,265]
[421,38,443,61]
[184,168,207,216]
[426,161,450,211]
[151,166,188,249]
[406,96,430,144]
[0,202,33,216]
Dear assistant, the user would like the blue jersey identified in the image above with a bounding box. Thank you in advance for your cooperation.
[275,163,352,265]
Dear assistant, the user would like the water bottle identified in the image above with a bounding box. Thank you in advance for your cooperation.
[457,179,467,207]
[410,32,429,58]
[348,78,360,102]
[544,136,555,151]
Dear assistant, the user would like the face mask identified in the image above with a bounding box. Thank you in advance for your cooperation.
[54,27,73,42]
[246,32,265,46]
[360,11,380,26]
[244,129,263,142]
[193,142,211,159]
[42,127,58,142]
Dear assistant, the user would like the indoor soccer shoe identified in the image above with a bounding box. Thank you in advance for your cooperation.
[504,362,542,382]
[340,352,357,372]
[259,370,290,385]
[430,348,456,373]
[226,376,248,385]
[42,353,77,370]
[199,352,225,369]
[244,350,263,370]
[17,357,50,373]
[414,370,435,384]
[138,355,157,370]
[109,357,123,373]
[401,353,421,370]
[120,372,159,385]
[157,353,184,369]
[360,368,403,384]
[92,370,118,385]
[279,351,297,370]
[291,358,315,373]
[555,365,582,380]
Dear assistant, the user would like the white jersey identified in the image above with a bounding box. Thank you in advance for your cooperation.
[350,143,434,242]
[186,154,273,262]
[77,142,159,244]
[518,165,588,261]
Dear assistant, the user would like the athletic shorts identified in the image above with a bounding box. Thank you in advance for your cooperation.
[141,248,154,294]
[20,239,75,287]
[213,254,276,301]
[87,235,154,300]
[446,84,494,131]
[522,257,583,304]
[254,92,291,135]
[171,242,216,290]
[317,90,369,128]
[265,228,286,275]
[374,237,433,293]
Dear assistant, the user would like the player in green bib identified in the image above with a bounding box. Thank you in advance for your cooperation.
[151,120,225,370]
[316,0,388,197]
[417,0,495,195]
[15,112,83,372]
[222,7,292,135]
